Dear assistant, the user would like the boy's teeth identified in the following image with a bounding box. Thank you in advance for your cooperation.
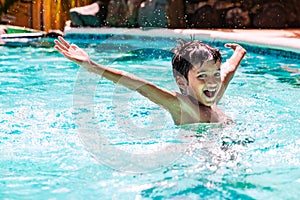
[204,89,216,98]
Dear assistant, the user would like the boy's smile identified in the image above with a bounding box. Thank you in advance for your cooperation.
[185,60,222,106]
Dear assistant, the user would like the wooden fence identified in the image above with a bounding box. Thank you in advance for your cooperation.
[2,0,300,31]
[2,0,93,31]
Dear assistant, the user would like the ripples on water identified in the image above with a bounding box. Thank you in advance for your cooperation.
[0,39,299,199]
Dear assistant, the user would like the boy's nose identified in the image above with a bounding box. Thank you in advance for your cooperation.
[205,77,218,86]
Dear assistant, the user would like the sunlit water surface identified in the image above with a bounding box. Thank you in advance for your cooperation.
[0,36,299,199]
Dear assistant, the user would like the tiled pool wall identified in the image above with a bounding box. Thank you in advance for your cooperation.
[64,31,300,60]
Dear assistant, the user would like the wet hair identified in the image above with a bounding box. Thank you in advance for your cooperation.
[172,39,222,81]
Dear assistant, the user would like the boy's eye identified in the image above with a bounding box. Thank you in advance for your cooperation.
[214,72,221,77]
[197,74,207,78]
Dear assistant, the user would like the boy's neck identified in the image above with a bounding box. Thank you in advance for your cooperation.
[187,95,212,109]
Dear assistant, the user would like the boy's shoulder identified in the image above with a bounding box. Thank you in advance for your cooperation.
[171,92,231,124]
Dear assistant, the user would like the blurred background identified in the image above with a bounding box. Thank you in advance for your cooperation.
[1,0,300,32]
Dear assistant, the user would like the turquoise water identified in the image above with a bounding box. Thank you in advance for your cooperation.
[0,35,300,199]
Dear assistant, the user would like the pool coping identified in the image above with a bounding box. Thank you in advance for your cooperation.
[64,27,300,53]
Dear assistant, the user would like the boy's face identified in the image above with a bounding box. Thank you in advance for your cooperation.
[181,60,222,106]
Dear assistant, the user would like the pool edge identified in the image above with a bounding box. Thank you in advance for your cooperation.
[64,27,300,59]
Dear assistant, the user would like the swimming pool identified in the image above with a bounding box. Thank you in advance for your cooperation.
[0,29,299,199]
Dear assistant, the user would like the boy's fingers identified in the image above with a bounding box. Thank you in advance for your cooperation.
[55,45,66,53]
[58,36,71,48]
[55,44,72,56]
[70,44,78,50]
[224,43,239,50]
[224,43,235,47]
[55,46,72,59]
[54,39,69,52]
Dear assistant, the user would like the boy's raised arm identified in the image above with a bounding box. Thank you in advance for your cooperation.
[216,43,246,103]
[54,36,180,112]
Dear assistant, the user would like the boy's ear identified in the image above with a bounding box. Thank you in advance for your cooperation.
[175,76,188,91]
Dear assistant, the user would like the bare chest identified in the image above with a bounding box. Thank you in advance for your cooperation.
[178,99,229,124]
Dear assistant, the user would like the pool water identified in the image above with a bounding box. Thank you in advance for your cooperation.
[0,35,299,199]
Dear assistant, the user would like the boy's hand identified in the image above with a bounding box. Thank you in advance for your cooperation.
[224,43,246,54]
[54,36,91,65]
[223,43,246,73]
[220,43,246,83]
[217,43,246,103]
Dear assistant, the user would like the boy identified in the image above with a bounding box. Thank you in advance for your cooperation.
[54,36,246,125]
